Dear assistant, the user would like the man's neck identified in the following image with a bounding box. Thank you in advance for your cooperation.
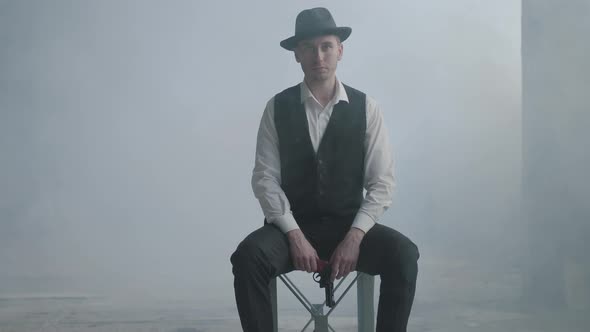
[304,76,337,107]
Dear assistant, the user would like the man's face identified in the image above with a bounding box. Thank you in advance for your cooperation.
[294,35,343,83]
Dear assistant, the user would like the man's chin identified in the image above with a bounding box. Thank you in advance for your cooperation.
[308,73,332,82]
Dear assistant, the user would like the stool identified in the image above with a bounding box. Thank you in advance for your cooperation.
[270,272,375,332]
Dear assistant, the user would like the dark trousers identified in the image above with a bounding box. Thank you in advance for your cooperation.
[230,222,419,332]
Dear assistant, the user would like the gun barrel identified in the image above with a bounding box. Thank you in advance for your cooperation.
[315,262,336,308]
[325,283,335,307]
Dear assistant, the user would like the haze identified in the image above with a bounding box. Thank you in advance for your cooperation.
[1,0,588,331]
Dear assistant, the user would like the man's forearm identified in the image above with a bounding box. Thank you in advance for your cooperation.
[346,227,366,243]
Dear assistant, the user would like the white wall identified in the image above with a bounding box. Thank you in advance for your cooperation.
[0,0,521,311]
[522,0,590,310]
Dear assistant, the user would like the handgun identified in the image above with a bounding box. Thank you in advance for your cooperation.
[313,260,336,308]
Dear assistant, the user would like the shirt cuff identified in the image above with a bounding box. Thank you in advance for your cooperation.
[351,211,376,233]
[270,213,300,234]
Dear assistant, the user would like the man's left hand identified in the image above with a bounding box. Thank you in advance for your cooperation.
[328,228,365,281]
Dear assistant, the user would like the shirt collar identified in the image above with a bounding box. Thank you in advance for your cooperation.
[299,78,349,105]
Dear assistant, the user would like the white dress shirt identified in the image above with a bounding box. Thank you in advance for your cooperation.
[252,79,395,234]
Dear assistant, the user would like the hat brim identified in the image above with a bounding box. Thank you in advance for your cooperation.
[280,27,351,51]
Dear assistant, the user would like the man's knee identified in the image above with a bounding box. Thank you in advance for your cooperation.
[402,240,420,263]
[375,226,419,264]
[395,240,419,283]
[377,231,419,283]
[230,240,263,275]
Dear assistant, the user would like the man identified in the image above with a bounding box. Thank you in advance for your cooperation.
[231,7,419,332]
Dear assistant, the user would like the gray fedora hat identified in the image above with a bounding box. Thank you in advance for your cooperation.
[280,7,352,51]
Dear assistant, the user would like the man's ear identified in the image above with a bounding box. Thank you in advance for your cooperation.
[337,43,343,61]
[294,50,302,63]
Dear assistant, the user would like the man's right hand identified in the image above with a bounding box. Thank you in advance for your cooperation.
[286,229,319,273]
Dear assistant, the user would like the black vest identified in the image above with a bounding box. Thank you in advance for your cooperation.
[274,84,366,225]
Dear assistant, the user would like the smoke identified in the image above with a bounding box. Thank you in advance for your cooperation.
[2,1,587,326]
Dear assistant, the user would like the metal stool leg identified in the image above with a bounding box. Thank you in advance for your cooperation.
[357,272,375,332]
[272,272,374,332]
[270,278,278,332]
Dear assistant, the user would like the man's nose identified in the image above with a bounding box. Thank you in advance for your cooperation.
[313,48,322,61]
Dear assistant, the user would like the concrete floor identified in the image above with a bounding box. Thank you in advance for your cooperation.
[1,257,587,331]
[0,294,587,332]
